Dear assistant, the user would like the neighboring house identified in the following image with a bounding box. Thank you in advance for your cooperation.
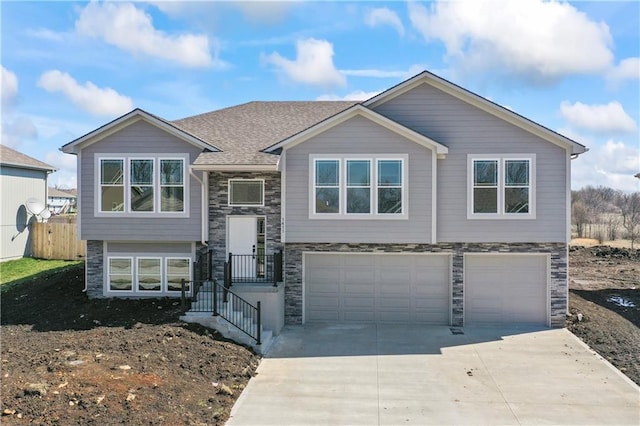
[0,145,56,261]
[48,187,77,214]
[61,71,587,335]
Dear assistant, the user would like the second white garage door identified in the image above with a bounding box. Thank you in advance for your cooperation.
[304,253,450,324]
[464,254,549,326]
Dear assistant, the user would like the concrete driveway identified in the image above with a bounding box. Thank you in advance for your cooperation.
[227,324,640,425]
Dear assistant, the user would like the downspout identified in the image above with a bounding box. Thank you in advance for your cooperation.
[189,167,208,245]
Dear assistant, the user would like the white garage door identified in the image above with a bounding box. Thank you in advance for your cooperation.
[465,255,548,326]
[305,253,450,324]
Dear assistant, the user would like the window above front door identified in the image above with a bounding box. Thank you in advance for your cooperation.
[228,179,264,206]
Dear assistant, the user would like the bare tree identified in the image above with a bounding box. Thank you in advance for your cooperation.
[617,192,640,249]
[571,199,589,238]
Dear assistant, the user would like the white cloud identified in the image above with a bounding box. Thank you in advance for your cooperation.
[341,64,424,79]
[1,65,18,108]
[264,38,346,88]
[560,101,637,134]
[37,70,134,117]
[365,7,405,36]
[316,90,381,101]
[234,1,296,24]
[47,155,77,189]
[572,139,640,192]
[24,28,64,42]
[408,0,613,82]
[607,57,640,84]
[75,2,219,68]
[1,116,38,148]
[45,150,77,172]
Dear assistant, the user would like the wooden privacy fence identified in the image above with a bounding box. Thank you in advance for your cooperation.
[31,222,86,260]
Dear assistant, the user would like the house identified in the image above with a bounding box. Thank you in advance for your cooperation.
[61,71,587,339]
[47,187,77,214]
[0,145,56,261]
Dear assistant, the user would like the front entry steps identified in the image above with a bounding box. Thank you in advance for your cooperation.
[180,288,274,355]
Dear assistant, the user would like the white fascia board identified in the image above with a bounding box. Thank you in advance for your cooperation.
[266,104,448,156]
[190,164,279,172]
[61,109,219,154]
[365,72,587,155]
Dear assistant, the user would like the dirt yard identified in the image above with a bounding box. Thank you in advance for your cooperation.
[567,245,640,385]
[1,248,638,423]
[1,267,260,425]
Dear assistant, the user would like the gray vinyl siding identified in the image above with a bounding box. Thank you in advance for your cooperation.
[0,166,48,260]
[285,115,433,243]
[373,83,568,243]
[79,120,203,241]
[107,242,193,254]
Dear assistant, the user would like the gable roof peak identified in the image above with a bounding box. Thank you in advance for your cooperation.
[365,70,587,155]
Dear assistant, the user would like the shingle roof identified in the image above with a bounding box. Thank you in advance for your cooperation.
[172,101,357,166]
[48,187,77,198]
[0,145,56,171]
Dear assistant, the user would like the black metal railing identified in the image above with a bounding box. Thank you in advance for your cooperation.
[180,279,261,345]
[189,247,213,306]
[213,280,261,345]
[225,250,282,287]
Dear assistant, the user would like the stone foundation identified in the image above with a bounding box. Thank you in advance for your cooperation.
[284,242,567,327]
[86,240,104,298]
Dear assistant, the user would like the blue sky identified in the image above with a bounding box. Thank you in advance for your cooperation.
[2,0,639,191]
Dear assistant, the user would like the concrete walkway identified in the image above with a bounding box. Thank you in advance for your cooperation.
[227,324,640,425]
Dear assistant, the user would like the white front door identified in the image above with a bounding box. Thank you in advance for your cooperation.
[228,216,258,278]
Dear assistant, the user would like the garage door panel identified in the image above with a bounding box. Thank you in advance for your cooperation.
[343,296,374,309]
[465,255,547,326]
[378,282,411,296]
[305,254,450,325]
[306,267,340,283]
[377,297,411,309]
[344,269,375,284]
[343,311,375,322]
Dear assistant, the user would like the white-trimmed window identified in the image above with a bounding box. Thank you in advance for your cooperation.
[107,255,191,294]
[166,258,191,292]
[346,160,371,213]
[468,155,535,218]
[228,179,264,206]
[315,159,340,213]
[97,156,187,215]
[137,257,162,292]
[131,159,154,212]
[108,257,133,291]
[100,159,125,212]
[311,155,407,219]
[377,160,403,214]
[160,159,184,212]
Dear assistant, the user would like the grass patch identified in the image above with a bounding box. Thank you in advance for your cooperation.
[0,258,83,292]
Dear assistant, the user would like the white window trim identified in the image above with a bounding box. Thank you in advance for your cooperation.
[107,256,134,293]
[98,157,125,213]
[136,256,163,293]
[95,154,189,218]
[309,154,408,220]
[228,179,265,207]
[165,257,192,293]
[467,154,536,219]
[104,253,192,296]
[130,158,155,213]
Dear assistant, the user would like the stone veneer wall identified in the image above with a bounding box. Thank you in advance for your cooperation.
[86,240,104,298]
[284,242,567,327]
[208,172,282,281]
